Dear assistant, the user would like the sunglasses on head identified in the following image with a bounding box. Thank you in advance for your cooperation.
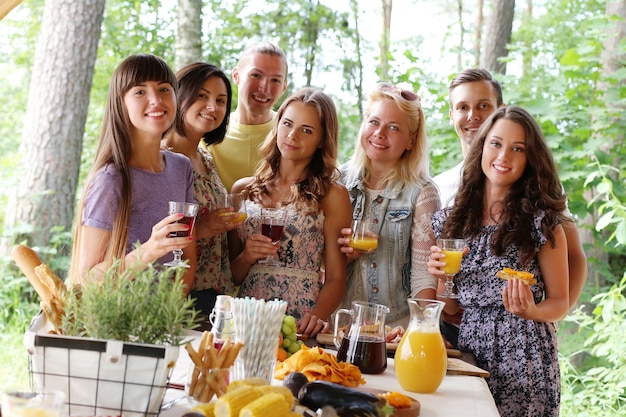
[377,82,420,101]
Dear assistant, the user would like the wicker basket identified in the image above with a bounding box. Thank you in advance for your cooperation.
[24,313,179,417]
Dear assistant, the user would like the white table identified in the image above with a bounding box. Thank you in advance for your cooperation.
[161,336,499,417]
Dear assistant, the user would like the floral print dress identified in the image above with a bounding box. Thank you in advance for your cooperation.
[237,200,325,319]
[432,208,561,417]
[192,148,235,296]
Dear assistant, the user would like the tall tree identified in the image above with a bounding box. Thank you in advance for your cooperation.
[474,0,484,67]
[174,0,203,71]
[379,0,392,80]
[1,0,105,253]
[481,0,515,73]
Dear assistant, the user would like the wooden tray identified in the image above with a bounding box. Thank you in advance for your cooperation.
[315,333,488,377]
[315,333,462,357]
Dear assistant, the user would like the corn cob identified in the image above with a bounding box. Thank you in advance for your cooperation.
[226,377,269,392]
[239,393,291,417]
[253,385,294,408]
[191,401,216,417]
[214,385,262,417]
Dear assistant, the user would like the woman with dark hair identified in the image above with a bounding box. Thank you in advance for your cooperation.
[429,105,569,417]
[162,62,239,317]
[229,87,352,338]
[69,54,196,289]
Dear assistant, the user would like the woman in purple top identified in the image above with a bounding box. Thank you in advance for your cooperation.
[68,54,196,292]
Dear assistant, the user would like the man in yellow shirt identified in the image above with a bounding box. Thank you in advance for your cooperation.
[209,41,289,191]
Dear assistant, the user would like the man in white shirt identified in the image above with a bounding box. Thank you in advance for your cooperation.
[433,68,587,348]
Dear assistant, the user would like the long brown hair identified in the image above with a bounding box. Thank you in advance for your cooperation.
[442,105,567,266]
[245,87,339,212]
[68,54,177,283]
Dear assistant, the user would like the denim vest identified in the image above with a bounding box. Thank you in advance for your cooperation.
[339,171,424,327]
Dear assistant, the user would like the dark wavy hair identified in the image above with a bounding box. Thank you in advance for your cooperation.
[173,62,232,146]
[245,87,339,212]
[442,105,567,266]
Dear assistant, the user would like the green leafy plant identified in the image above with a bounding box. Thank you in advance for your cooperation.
[559,273,626,415]
[61,261,198,346]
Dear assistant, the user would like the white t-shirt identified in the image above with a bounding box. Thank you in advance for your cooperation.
[433,161,463,208]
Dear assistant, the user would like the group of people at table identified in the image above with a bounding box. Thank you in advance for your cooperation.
[65,41,587,417]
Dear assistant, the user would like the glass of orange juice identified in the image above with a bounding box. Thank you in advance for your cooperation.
[218,193,248,224]
[2,389,65,417]
[436,238,465,299]
[348,220,378,253]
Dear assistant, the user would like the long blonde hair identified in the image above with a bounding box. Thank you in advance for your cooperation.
[68,54,177,283]
[344,85,430,188]
[245,87,339,212]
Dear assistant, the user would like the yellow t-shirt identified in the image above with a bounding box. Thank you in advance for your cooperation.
[208,114,275,191]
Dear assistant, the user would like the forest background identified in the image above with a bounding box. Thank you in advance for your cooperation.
[0,0,624,415]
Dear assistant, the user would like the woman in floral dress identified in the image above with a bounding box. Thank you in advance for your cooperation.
[429,106,570,417]
[229,87,352,338]
[162,63,240,318]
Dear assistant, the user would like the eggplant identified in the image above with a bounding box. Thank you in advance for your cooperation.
[297,380,394,417]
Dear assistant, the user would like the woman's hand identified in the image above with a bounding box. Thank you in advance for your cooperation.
[297,311,330,338]
[337,227,361,262]
[502,279,536,320]
[241,233,278,264]
[427,245,447,278]
[195,208,242,240]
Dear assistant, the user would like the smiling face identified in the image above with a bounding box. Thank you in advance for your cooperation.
[124,80,176,138]
[276,101,323,163]
[449,80,499,152]
[360,98,414,169]
[183,76,228,139]
[481,118,527,190]
[233,52,287,123]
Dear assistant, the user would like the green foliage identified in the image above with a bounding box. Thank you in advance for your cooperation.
[61,260,199,346]
[560,273,626,415]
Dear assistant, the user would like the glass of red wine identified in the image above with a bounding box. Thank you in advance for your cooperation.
[164,201,199,268]
[258,207,286,266]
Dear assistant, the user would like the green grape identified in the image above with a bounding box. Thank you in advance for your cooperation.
[287,341,301,354]
[287,332,297,342]
[283,315,297,326]
[281,323,293,336]
[282,338,292,349]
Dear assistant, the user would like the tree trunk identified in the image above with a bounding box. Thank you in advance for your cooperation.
[521,0,533,76]
[455,0,464,71]
[1,0,105,254]
[474,0,484,67]
[175,0,203,71]
[480,0,515,74]
[378,0,392,80]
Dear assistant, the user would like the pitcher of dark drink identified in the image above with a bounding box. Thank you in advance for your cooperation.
[334,301,390,374]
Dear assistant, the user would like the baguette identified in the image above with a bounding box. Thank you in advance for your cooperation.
[11,244,67,331]
[496,267,537,285]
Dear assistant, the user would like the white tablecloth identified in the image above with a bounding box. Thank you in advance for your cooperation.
[161,334,500,417]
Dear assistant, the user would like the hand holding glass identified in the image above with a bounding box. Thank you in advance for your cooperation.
[348,220,378,253]
[436,238,465,299]
[164,201,199,268]
[258,207,286,266]
[217,193,248,223]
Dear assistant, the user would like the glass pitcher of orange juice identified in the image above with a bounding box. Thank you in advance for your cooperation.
[394,298,447,393]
